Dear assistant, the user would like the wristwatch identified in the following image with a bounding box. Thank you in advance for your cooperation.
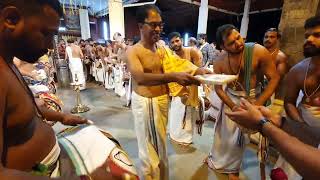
[258,117,271,134]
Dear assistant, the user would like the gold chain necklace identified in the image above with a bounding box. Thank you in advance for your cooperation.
[270,48,278,56]
[303,59,320,103]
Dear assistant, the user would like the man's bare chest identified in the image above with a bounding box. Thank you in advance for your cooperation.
[6,75,36,128]
[221,58,259,75]
[138,51,163,73]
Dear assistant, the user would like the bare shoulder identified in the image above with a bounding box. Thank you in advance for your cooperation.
[278,50,287,58]
[127,44,140,56]
[288,58,310,76]
[214,53,227,64]
[0,59,10,94]
[252,44,273,65]
[189,47,198,53]
[213,53,227,72]
[126,46,133,52]
[189,47,200,56]
[277,50,288,63]
[253,43,269,55]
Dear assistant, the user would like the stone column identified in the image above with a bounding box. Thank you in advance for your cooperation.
[79,9,91,40]
[240,0,251,39]
[108,0,125,38]
[197,0,209,34]
[279,0,320,65]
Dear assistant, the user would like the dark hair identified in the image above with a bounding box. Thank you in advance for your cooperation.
[198,34,207,41]
[304,16,320,29]
[136,4,162,24]
[67,38,75,44]
[114,32,121,37]
[189,37,197,44]
[133,36,140,45]
[79,39,85,43]
[216,24,237,50]
[168,32,181,41]
[106,40,112,45]
[0,0,63,17]
[265,28,281,39]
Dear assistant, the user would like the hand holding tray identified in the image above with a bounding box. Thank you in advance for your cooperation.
[195,74,238,85]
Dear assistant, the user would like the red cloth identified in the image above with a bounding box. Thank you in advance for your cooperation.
[271,168,288,180]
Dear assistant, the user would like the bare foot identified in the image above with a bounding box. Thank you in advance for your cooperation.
[228,173,240,180]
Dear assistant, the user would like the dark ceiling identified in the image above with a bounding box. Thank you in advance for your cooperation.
[155,0,283,33]
[124,0,284,41]
[202,0,283,13]
[157,0,283,23]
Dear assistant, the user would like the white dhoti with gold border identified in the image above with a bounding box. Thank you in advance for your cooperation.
[169,96,198,144]
[132,92,169,180]
[206,88,255,173]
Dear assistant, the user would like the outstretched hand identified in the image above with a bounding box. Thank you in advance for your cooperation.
[170,72,201,86]
[225,98,264,131]
[195,67,214,75]
[258,106,282,127]
[60,114,91,126]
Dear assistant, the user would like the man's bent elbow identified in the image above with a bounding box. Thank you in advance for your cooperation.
[270,74,281,87]
[132,76,148,86]
[136,80,147,86]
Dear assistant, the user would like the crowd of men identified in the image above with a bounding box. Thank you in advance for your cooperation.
[0,0,319,180]
[56,34,136,107]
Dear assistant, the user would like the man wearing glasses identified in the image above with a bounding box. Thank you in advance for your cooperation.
[127,4,211,180]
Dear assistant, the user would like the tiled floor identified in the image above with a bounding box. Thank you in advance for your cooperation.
[54,83,274,180]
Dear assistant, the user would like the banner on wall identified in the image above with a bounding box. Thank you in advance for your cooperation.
[64,8,81,31]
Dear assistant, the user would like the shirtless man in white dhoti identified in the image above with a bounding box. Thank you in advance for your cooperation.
[167,32,202,145]
[205,24,279,180]
[274,16,320,180]
[114,33,127,96]
[104,40,116,90]
[66,39,86,90]
[127,5,211,180]
[263,28,289,114]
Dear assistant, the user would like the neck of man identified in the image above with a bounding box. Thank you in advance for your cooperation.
[0,44,14,64]
[311,55,320,66]
[266,45,278,53]
[175,47,184,57]
[228,51,243,64]
[140,38,157,52]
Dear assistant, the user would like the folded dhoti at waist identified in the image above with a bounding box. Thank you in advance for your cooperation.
[31,139,61,177]
[33,125,139,179]
[299,103,320,127]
